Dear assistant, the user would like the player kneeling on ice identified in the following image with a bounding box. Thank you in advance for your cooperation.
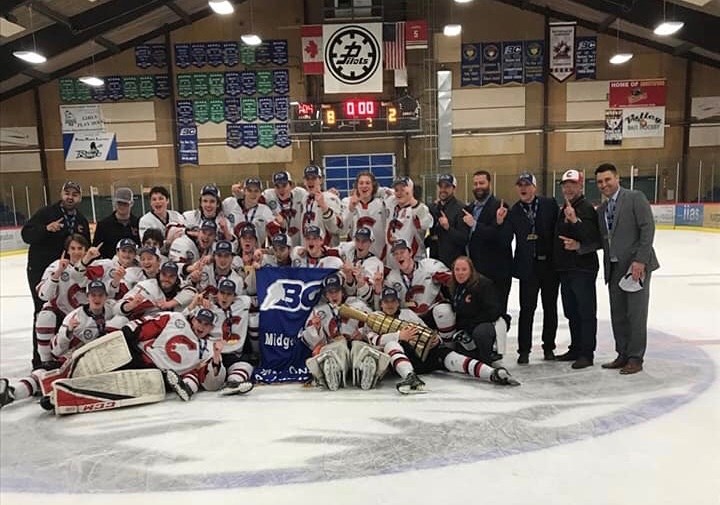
[356,287,520,395]
[0,280,128,409]
[300,274,390,391]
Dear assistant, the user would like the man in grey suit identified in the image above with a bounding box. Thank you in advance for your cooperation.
[595,163,660,374]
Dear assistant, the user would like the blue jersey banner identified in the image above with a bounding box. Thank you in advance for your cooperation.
[254,267,337,383]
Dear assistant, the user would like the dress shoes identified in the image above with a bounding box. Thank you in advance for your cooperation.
[620,358,643,375]
[571,357,593,369]
[601,355,628,369]
[517,353,529,365]
[555,351,578,362]
[543,350,556,361]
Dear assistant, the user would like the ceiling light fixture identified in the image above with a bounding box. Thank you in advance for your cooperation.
[443,24,462,36]
[241,1,262,46]
[454,0,473,3]
[609,19,633,65]
[12,7,46,64]
[79,76,104,87]
[209,0,234,15]
[654,1,683,36]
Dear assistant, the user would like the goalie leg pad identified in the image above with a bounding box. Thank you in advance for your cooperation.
[350,341,390,389]
[52,369,165,415]
[68,331,133,378]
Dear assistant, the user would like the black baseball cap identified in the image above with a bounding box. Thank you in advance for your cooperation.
[271,234,290,248]
[218,279,236,293]
[273,171,291,185]
[239,224,257,238]
[87,279,107,294]
[304,165,322,178]
[322,274,343,292]
[438,174,457,187]
[393,176,413,187]
[354,227,373,241]
[160,261,179,274]
[381,287,400,301]
[303,225,322,238]
[195,308,215,324]
[116,238,138,251]
[200,220,218,232]
[201,184,220,199]
[516,172,537,186]
[214,240,233,255]
[390,239,411,253]
[138,246,161,258]
[245,177,262,189]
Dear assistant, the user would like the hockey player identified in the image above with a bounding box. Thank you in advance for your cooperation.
[188,240,245,296]
[168,219,217,264]
[385,176,433,269]
[223,178,276,246]
[290,225,344,269]
[127,246,162,288]
[383,239,456,340]
[106,238,142,296]
[299,165,344,245]
[262,171,306,247]
[256,233,292,267]
[183,184,233,242]
[209,279,254,396]
[34,234,91,365]
[368,287,520,394]
[338,227,384,305]
[138,186,185,245]
[117,261,196,319]
[342,171,389,258]
[300,275,389,391]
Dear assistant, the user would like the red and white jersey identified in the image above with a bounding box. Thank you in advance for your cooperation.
[37,261,88,314]
[299,297,370,350]
[384,259,451,315]
[182,210,234,242]
[194,264,246,296]
[337,242,384,304]
[299,190,344,245]
[117,278,197,319]
[139,210,185,243]
[51,302,128,358]
[209,296,252,354]
[222,198,275,246]
[366,308,425,347]
[342,196,388,258]
[290,247,344,269]
[384,197,433,269]
[168,234,212,264]
[261,187,306,247]
[121,265,146,292]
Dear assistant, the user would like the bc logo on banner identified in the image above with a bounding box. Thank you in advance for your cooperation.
[254,267,337,384]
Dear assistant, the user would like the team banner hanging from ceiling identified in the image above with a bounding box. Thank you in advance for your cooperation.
[549,22,576,82]
[575,36,597,80]
[609,79,667,139]
[604,109,623,145]
[323,23,383,94]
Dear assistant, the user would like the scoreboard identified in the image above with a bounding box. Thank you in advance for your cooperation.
[291,96,421,134]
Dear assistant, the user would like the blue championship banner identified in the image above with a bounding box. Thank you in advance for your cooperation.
[223,42,239,67]
[502,41,523,84]
[523,40,544,84]
[174,43,191,68]
[461,43,481,87]
[254,267,337,383]
[575,36,597,80]
[480,42,502,86]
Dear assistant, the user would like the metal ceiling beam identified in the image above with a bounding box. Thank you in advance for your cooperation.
[166,1,192,25]
[0,1,31,18]
[21,68,49,82]
[673,42,695,56]
[30,2,74,31]
[598,14,616,33]
[95,36,121,54]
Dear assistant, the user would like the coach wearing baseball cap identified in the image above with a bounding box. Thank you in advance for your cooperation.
[92,187,140,259]
[427,173,469,268]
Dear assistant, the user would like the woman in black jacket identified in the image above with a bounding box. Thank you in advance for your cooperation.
[445,256,507,364]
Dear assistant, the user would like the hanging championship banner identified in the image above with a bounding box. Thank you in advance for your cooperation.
[227,123,243,148]
[275,123,291,148]
[323,23,383,94]
[154,74,170,99]
[258,124,275,148]
[191,43,207,67]
[241,124,259,148]
[174,43,191,68]
[609,79,666,108]
[271,40,289,65]
[223,42,239,67]
[178,126,198,165]
[138,75,155,99]
[622,107,665,138]
[150,44,167,68]
[122,76,140,100]
[105,76,124,101]
[225,97,241,123]
[225,71,241,96]
[176,100,195,127]
[206,42,223,67]
[575,36,597,80]
[75,81,91,102]
[257,97,274,122]
[60,105,104,132]
[193,73,210,97]
[177,74,193,97]
[60,78,77,102]
[256,71,273,95]
[208,73,224,96]
[256,41,272,65]
[209,98,225,123]
[480,42,502,86]
[461,43,481,87]
[240,45,256,65]
[241,71,257,95]
[194,99,210,124]
[273,69,290,95]
[135,45,153,69]
[523,40,544,84]
[405,20,428,50]
[301,25,324,75]
[274,96,289,121]
[604,109,623,145]
[549,22,575,82]
[63,132,118,161]
[91,83,108,102]
[254,267,336,384]
[241,97,258,122]
[502,41,523,84]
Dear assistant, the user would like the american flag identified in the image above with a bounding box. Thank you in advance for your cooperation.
[383,21,406,70]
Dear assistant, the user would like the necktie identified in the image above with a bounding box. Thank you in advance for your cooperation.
[471,203,482,233]
[607,198,616,231]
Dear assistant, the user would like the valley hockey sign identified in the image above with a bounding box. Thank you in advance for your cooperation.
[323,23,383,94]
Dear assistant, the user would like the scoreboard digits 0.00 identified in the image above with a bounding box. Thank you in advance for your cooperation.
[290,97,419,133]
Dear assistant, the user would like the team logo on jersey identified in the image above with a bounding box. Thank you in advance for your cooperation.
[61,272,70,281]
[259,279,324,313]
[325,25,381,85]
[267,200,278,210]
[174,318,186,329]
[83,329,94,339]
[201,272,209,282]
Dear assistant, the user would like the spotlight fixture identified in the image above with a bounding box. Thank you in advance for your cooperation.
[209,0,234,15]
[79,76,104,87]
[654,20,684,36]
[443,24,462,37]
[609,53,633,64]
[241,34,262,46]
[13,50,46,64]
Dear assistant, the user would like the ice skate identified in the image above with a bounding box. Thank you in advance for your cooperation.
[321,354,342,391]
[220,380,254,396]
[0,379,15,408]
[357,355,377,391]
[164,369,193,401]
[396,373,426,395]
[490,367,521,386]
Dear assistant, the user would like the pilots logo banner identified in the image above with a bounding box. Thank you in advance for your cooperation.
[323,23,383,94]
[254,267,337,384]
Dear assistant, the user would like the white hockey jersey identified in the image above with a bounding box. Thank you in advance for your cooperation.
[299,190,344,245]
[261,187,306,247]
[290,247,344,269]
[139,210,185,242]
[299,297,370,350]
[384,197,433,269]
[168,234,213,264]
[210,296,252,354]
[222,198,275,246]
[121,265,146,292]
[117,278,197,319]
[337,242,384,304]
[366,308,426,347]
[182,210,234,242]
[384,259,452,315]
[51,301,129,358]
[37,261,88,314]
[342,196,388,258]
[194,264,246,296]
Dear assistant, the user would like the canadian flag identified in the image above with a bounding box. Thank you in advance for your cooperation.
[301,25,323,75]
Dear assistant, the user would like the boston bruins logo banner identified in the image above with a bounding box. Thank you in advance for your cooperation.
[323,23,383,94]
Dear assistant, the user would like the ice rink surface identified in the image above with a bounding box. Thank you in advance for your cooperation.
[1,229,718,505]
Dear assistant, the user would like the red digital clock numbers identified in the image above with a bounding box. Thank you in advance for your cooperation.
[342,99,377,119]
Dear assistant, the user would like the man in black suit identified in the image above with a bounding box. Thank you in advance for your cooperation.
[463,170,513,314]
[427,174,469,268]
[508,173,560,364]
